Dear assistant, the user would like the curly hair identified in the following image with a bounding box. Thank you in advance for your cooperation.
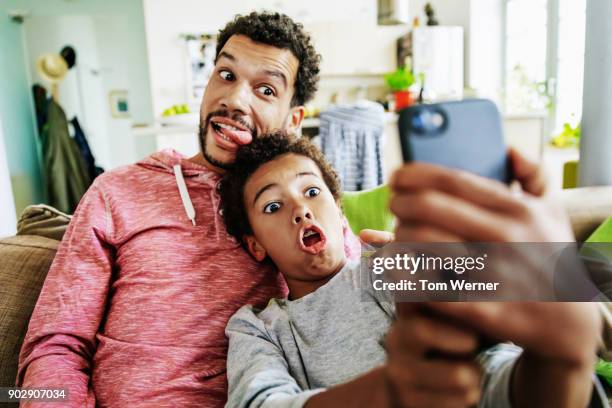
[219,131,341,244]
[216,11,321,106]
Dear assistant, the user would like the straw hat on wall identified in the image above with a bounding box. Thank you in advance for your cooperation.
[36,53,68,84]
[36,54,68,100]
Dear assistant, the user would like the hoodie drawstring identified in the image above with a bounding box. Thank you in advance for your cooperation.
[173,164,196,226]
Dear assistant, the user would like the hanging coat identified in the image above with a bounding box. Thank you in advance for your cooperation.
[71,117,104,181]
[40,99,91,214]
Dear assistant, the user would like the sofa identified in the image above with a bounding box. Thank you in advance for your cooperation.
[2,187,612,405]
[0,205,70,396]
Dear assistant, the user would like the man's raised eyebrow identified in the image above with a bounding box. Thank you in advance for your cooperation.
[253,183,278,207]
[216,51,236,63]
[263,69,287,88]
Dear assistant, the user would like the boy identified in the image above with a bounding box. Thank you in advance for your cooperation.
[219,132,519,407]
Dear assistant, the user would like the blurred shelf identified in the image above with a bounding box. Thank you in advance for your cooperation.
[132,113,198,136]
[132,124,196,136]
[302,112,398,129]
[320,72,387,77]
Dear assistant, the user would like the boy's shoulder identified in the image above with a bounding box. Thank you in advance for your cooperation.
[226,300,290,339]
[228,299,286,326]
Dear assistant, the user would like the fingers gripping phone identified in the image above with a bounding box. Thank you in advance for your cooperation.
[398,99,512,184]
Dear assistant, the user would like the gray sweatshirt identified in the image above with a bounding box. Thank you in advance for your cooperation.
[225,260,519,408]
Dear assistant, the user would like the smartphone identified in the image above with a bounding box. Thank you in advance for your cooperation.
[397,99,511,184]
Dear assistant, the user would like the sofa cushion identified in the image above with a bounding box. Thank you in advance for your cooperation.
[561,186,612,242]
[0,235,58,388]
[16,204,71,241]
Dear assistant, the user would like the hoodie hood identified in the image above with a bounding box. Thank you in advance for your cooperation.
[137,149,223,227]
[137,149,221,187]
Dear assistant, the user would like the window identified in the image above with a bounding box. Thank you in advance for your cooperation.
[555,0,586,131]
[504,0,548,114]
[504,0,586,134]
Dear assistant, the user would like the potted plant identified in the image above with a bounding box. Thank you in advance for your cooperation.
[385,67,415,111]
[551,122,581,148]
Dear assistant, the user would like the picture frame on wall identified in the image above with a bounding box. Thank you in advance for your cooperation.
[109,90,130,118]
[182,33,217,107]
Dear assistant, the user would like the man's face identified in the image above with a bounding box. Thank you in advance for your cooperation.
[199,35,303,169]
[243,154,346,282]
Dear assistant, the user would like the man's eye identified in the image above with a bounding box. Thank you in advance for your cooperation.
[305,187,320,198]
[219,70,235,81]
[263,202,282,213]
[256,86,275,96]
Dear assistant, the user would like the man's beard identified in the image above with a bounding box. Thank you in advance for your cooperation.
[199,110,256,170]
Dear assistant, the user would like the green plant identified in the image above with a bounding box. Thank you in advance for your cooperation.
[385,68,415,92]
[551,122,581,148]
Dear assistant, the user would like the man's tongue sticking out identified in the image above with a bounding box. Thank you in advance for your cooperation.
[212,117,253,146]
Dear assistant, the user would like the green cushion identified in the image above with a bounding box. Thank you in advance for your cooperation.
[581,217,612,265]
[596,359,612,386]
[586,217,612,243]
[584,218,612,383]
[341,184,395,235]
[563,160,579,189]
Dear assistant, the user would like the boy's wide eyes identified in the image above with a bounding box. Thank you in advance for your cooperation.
[305,187,320,198]
[261,187,320,214]
[263,202,281,213]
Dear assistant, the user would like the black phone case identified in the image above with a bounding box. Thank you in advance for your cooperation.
[398,99,512,184]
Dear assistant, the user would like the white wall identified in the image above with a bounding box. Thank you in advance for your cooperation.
[410,0,471,84]
[25,16,110,167]
[23,15,156,170]
[142,0,409,115]
[411,0,504,102]
[94,16,153,167]
[143,0,479,116]
[468,0,504,101]
[0,115,18,237]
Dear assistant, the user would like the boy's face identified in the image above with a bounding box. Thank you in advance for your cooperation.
[243,153,346,283]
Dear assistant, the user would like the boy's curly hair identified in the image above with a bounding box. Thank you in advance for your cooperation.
[216,11,321,106]
[219,132,341,244]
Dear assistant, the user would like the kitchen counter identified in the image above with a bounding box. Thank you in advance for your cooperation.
[132,111,548,181]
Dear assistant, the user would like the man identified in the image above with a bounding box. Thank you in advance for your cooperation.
[17,12,328,408]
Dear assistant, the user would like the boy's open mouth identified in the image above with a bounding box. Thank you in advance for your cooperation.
[299,225,327,255]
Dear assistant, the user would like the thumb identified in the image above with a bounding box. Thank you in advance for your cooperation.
[509,147,547,197]
[359,229,394,246]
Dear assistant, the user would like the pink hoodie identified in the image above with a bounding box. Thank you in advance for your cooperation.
[17,149,360,408]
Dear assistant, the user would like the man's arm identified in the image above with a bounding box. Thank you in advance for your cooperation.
[425,302,600,408]
[388,150,600,407]
[17,182,114,408]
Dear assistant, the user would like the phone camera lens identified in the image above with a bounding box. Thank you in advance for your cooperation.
[412,109,446,135]
[431,112,444,128]
[411,115,425,133]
